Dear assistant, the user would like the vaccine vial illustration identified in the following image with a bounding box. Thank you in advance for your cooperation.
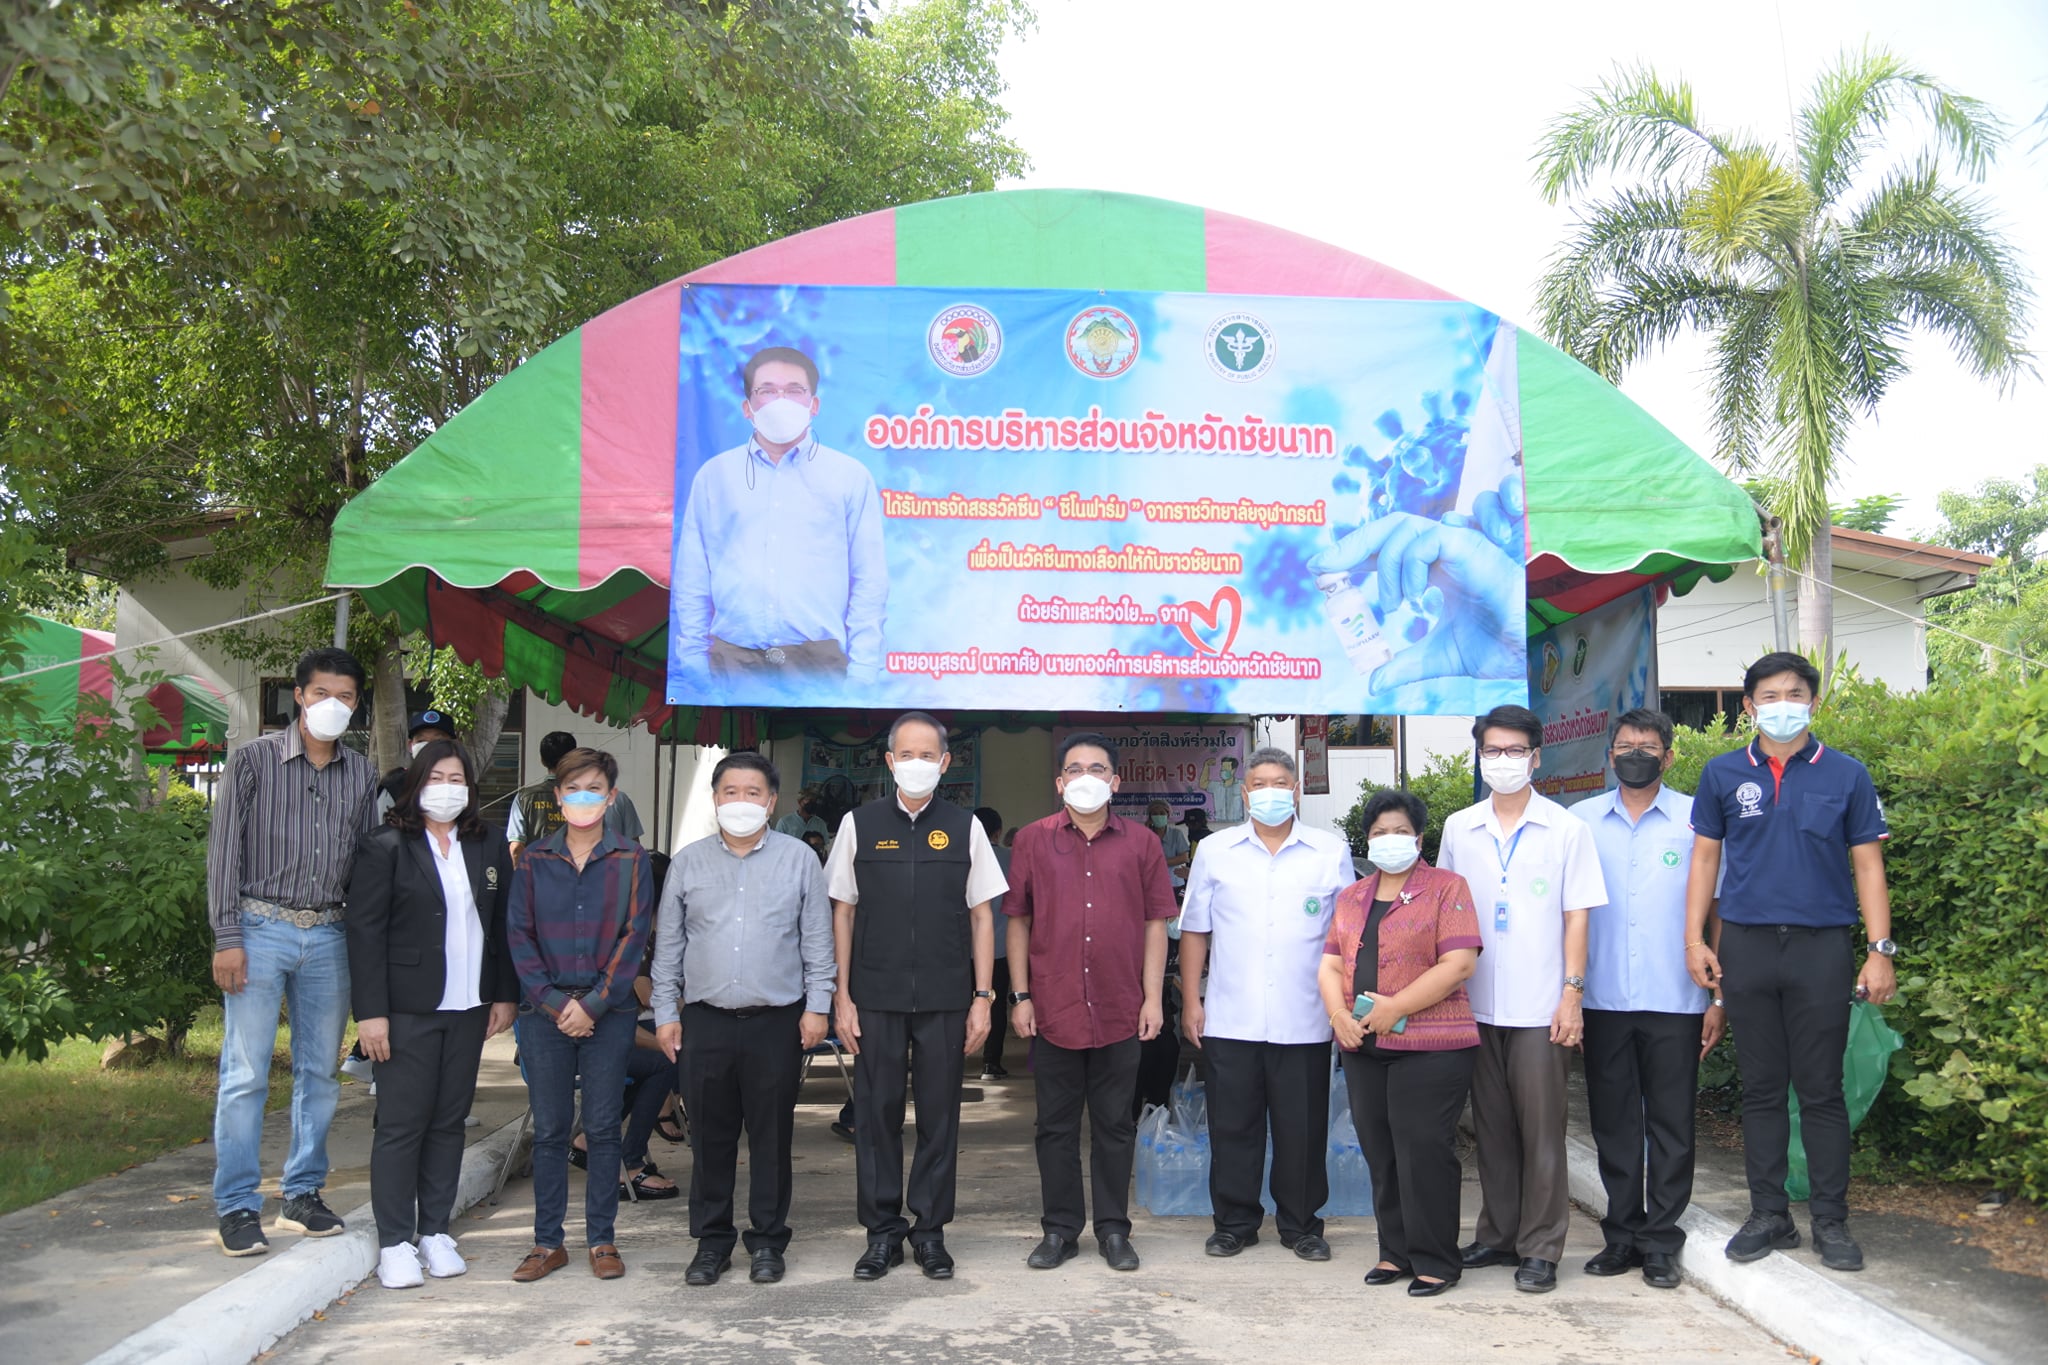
[1317,573,1394,676]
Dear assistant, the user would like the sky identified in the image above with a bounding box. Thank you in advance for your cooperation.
[994,0,2048,540]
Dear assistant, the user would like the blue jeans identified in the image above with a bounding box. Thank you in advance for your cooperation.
[212,916,351,1217]
[518,1005,635,1248]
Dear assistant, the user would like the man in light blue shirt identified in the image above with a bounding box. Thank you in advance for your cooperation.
[1570,707,1725,1291]
[673,345,888,698]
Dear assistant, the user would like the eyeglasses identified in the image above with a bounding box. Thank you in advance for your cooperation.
[1061,763,1112,779]
[1478,745,1533,760]
[751,384,812,401]
[1610,744,1665,758]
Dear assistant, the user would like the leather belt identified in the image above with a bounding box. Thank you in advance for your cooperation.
[240,897,344,929]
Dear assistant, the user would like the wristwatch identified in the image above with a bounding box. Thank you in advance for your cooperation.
[973,989,996,1000]
[1008,990,1031,1005]
[1563,975,1586,993]
[1868,938,1898,958]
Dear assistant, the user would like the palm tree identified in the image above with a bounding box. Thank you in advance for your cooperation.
[1533,48,2032,664]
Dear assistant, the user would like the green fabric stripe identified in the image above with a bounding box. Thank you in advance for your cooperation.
[894,191,1207,291]
[327,331,584,589]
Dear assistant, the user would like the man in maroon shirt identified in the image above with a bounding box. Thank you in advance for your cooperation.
[1007,732,1176,1272]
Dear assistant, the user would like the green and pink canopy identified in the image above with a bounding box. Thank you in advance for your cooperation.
[326,190,1759,736]
[6,615,228,758]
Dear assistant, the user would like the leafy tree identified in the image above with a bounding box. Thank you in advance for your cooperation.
[1933,464,2048,565]
[1924,466,2048,680]
[1830,492,1903,534]
[1533,48,2033,672]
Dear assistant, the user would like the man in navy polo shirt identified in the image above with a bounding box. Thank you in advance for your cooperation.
[1684,652,1896,1273]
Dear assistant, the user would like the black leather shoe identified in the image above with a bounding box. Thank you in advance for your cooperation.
[1513,1257,1558,1293]
[749,1248,785,1284]
[1811,1218,1864,1272]
[912,1240,954,1280]
[1584,1244,1642,1276]
[1363,1263,1411,1286]
[1459,1241,1517,1269]
[1641,1252,1681,1288]
[685,1244,732,1286]
[1725,1210,1799,1262]
[1204,1231,1258,1257]
[830,1121,856,1144]
[852,1239,903,1281]
[1027,1233,1078,1269]
[1281,1233,1332,1262]
[1098,1232,1140,1272]
[1407,1274,1455,1297]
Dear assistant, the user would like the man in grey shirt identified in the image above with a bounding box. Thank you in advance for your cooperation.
[652,751,834,1287]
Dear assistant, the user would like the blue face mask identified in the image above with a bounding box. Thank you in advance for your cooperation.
[1246,787,1296,827]
[1754,700,1811,743]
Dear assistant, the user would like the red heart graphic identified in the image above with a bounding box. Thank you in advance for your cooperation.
[1174,587,1242,657]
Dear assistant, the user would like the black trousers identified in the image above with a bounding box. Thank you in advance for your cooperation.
[370,1007,488,1248]
[680,1001,804,1253]
[1582,1009,1703,1253]
[1203,1037,1330,1240]
[620,1038,681,1169]
[853,1007,966,1245]
[1719,922,1854,1220]
[983,959,1012,1070]
[1034,1034,1140,1240]
[1341,1043,1474,1281]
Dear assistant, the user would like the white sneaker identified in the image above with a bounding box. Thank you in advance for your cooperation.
[463,1114,480,1128]
[378,1243,425,1289]
[418,1232,467,1278]
[340,1053,375,1083]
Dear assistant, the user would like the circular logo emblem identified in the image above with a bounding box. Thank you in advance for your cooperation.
[1735,781,1764,817]
[1661,849,1682,868]
[1065,305,1140,379]
[927,829,951,851]
[1528,876,1550,897]
[1302,896,1321,916]
[927,303,1001,378]
[1205,311,1275,382]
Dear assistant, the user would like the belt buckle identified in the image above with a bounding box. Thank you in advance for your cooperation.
[292,908,319,929]
[765,646,788,665]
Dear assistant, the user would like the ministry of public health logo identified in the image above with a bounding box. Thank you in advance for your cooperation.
[1066,306,1140,379]
[1736,781,1765,819]
[1205,311,1275,382]
[927,303,1002,377]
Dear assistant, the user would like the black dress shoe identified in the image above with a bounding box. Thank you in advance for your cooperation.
[1641,1252,1681,1288]
[1459,1241,1517,1269]
[1407,1275,1455,1297]
[1811,1218,1864,1272]
[912,1240,954,1280]
[1583,1244,1643,1276]
[1724,1209,1799,1262]
[749,1248,785,1284]
[1513,1257,1558,1293]
[1363,1264,1411,1286]
[685,1244,732,1286]
[852,1239,903,1281]
[1204,1231,1258,1257]
[1027,1233,1078,1269]
[1098,1232,1140,1272]
[1281,1233,1332,1262]
[830,1121,856,1144]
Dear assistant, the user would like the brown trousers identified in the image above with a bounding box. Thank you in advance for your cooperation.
[1471,1022,1571,1262]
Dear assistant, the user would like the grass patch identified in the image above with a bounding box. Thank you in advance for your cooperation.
[0,1007,296,1217]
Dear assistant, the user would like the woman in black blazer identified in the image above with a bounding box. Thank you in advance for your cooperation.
[347,739,517,1290]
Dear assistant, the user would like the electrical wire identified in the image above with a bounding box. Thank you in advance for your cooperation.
[0,593,346,685]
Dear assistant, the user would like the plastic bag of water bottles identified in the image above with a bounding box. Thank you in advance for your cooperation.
[1136,1055,1374,1216]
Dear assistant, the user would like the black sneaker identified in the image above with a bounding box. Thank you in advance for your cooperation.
[1811,1217,1865,1271]
[276,1191,346,1237]
[1724,1209,1799,1262]
[215,1209,270,1257]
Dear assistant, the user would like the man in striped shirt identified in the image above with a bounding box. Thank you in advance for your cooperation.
[206,646,379,1257]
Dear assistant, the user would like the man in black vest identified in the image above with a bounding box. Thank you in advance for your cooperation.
[826,711,1006,1280]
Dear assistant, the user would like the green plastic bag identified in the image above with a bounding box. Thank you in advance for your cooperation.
[1785,1001,1904,1201]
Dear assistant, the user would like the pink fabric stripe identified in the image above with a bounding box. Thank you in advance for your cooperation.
[1204,208,1456,300]
[683,208,896,286]
[579,282,683,588]
[78,627,114,705]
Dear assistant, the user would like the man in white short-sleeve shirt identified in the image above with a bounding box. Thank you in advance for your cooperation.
[1437,704,1605,1294]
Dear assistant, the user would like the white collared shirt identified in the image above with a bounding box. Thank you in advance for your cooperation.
[1178,818,1352,1044]
[1437,791,1606,1028]
[426,828,484,1011]
[824,797,1009,908]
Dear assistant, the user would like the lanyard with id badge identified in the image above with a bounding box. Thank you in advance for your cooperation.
[1491,823,1527,935]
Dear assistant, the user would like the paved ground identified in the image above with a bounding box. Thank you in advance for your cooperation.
[265,1059,1795,1365]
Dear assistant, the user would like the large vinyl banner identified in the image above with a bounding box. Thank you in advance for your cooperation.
[1527,585,1659,807]
[666,285,1528,715]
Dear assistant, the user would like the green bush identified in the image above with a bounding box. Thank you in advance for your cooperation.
[1340,749,1472,864]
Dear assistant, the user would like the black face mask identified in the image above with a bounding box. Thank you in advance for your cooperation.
[1613,751,1664,789]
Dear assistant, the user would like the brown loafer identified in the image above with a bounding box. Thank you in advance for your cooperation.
[589,1243,625,1280]
[511,1245,567,1282]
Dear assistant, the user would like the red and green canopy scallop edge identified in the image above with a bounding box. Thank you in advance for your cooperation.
[327,188,1760,735]
[4,615,228,751]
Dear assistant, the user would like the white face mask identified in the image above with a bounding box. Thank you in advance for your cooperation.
[1480,755,1533,795]
[409,739,431,759]
[891,757,942,799]
[750,396,812,446]
[1062,775,1113,814]
[419,783,468,823]
[302,696,353,742]
[1366,833,1420,874]
[715,800,770,838]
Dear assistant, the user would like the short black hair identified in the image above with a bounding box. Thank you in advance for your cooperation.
[387,739,483,838]
[1220,755,1239,772]
[711,749,780,794]
[1473,704,1543,749]
[1183,807,1209,825]
[887,710,948,751]
[1743,651,1821,698]
[1360,787,1428,837]
[294,646,366,692]
[1056,731,1118,771]
[1611,707,1675,750]
[973,806,1002,839]
[539,730,579,770]
[742,345,819,394]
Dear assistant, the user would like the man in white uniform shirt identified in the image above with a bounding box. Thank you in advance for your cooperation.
[1438,704,1605,1295]
[1177,747,1353,1263]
